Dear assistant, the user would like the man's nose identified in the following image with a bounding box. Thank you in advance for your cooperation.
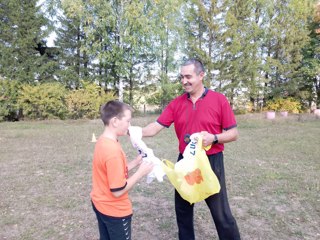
[180,76,187,84]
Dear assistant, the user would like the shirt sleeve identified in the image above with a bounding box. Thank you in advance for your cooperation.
[157,100,175,127]
[221,97,237,130]
[105,146,127,192]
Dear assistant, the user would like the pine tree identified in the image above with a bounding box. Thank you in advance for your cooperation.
[55,14,86,89]
[299,1,320,108]
[263,0,312,100]
[0,0,51,83]
[183,0,222,83]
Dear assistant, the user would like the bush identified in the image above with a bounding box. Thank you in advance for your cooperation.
[65,81,115,119]
[18,83,68,120]
[0,79,22,121]
[265,97,302,113]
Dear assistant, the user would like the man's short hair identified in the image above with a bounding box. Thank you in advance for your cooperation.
[181,59,205,75]
[100,100,132,126]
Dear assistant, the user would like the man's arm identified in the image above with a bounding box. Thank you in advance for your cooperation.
[217,127,239,143]
[201,127,239,147]
[142,121,165,137]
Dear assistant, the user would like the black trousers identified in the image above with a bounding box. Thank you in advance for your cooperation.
[175,152,241,240]
[92,202,132,240]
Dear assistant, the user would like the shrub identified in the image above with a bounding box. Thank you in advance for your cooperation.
[265,97,302,113]
[18,83,68,119]
[0,79,22,121]
[65,81,115,119]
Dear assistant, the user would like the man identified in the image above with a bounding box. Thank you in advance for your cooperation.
[142,59,241,239]
[91,100,154,240]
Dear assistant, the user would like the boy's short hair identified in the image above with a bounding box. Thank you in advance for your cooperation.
[100,100,132,126]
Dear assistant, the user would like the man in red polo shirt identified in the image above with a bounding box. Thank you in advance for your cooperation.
[142,59,241,240]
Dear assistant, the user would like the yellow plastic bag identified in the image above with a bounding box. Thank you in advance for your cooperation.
[161,133,220,204]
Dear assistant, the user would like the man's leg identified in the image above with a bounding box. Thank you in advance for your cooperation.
[175,153,195,240]
[175,190,195,240]
[205,153,241,240]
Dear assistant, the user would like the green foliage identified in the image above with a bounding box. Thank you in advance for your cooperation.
[0,0,51,83]
[262,0,313,100]
[65,81,115,119]
[1,80,116,121]
[0,79,21,121]
[146,74,182,110]
[265,97,302,113]
[0,0,318,114]
[55,12,84,89]
[18,83,68,120]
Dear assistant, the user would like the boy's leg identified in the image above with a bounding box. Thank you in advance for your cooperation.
[105,217,132,240]
[92,202,110,240]
[205,153,241,240]
[92,202,132,240]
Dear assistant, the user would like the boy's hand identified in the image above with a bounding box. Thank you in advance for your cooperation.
[134,154,143,165]
[137,161,154,176]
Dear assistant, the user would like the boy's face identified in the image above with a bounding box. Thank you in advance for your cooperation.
[116,109,132,136]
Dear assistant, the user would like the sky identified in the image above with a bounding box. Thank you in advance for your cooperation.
[37,0,57,47]
[46,32,56,47]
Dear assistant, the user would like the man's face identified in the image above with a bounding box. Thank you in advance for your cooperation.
[179,64,204,94]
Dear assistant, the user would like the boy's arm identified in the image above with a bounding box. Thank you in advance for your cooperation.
[111,161,154,198]
[127,155,142,171]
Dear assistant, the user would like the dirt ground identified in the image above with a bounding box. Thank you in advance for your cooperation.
[0,114,319,239]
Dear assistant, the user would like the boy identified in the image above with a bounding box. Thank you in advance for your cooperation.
[90,100,154,240]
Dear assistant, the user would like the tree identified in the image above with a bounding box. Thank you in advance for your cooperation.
[262,0,313,101]
[183,0,222,85]
[299,1,320,108]
[145,0,184,109]
[216,0,262,107]
[0,0,53,83]
[55,13,88,89]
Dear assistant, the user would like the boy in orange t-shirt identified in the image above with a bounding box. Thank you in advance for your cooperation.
[90,100,153,240]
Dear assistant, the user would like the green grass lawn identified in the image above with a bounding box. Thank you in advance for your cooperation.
[0,113,319,240]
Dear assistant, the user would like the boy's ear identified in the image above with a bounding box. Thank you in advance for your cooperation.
[110,117,118,127]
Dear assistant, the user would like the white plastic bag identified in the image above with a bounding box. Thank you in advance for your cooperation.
[128,126,165,183]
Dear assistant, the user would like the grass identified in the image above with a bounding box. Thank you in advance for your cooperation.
[0,113,319,240]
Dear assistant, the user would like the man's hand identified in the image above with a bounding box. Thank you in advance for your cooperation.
[200,131,214,147]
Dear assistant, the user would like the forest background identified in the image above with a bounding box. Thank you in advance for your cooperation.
[1,0,320,121]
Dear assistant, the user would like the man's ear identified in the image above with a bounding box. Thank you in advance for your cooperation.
[199,71,205,79]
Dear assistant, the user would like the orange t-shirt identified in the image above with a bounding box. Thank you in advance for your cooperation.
[90,137,132,217]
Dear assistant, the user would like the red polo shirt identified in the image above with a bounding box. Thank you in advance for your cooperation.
[157,88,237,155]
